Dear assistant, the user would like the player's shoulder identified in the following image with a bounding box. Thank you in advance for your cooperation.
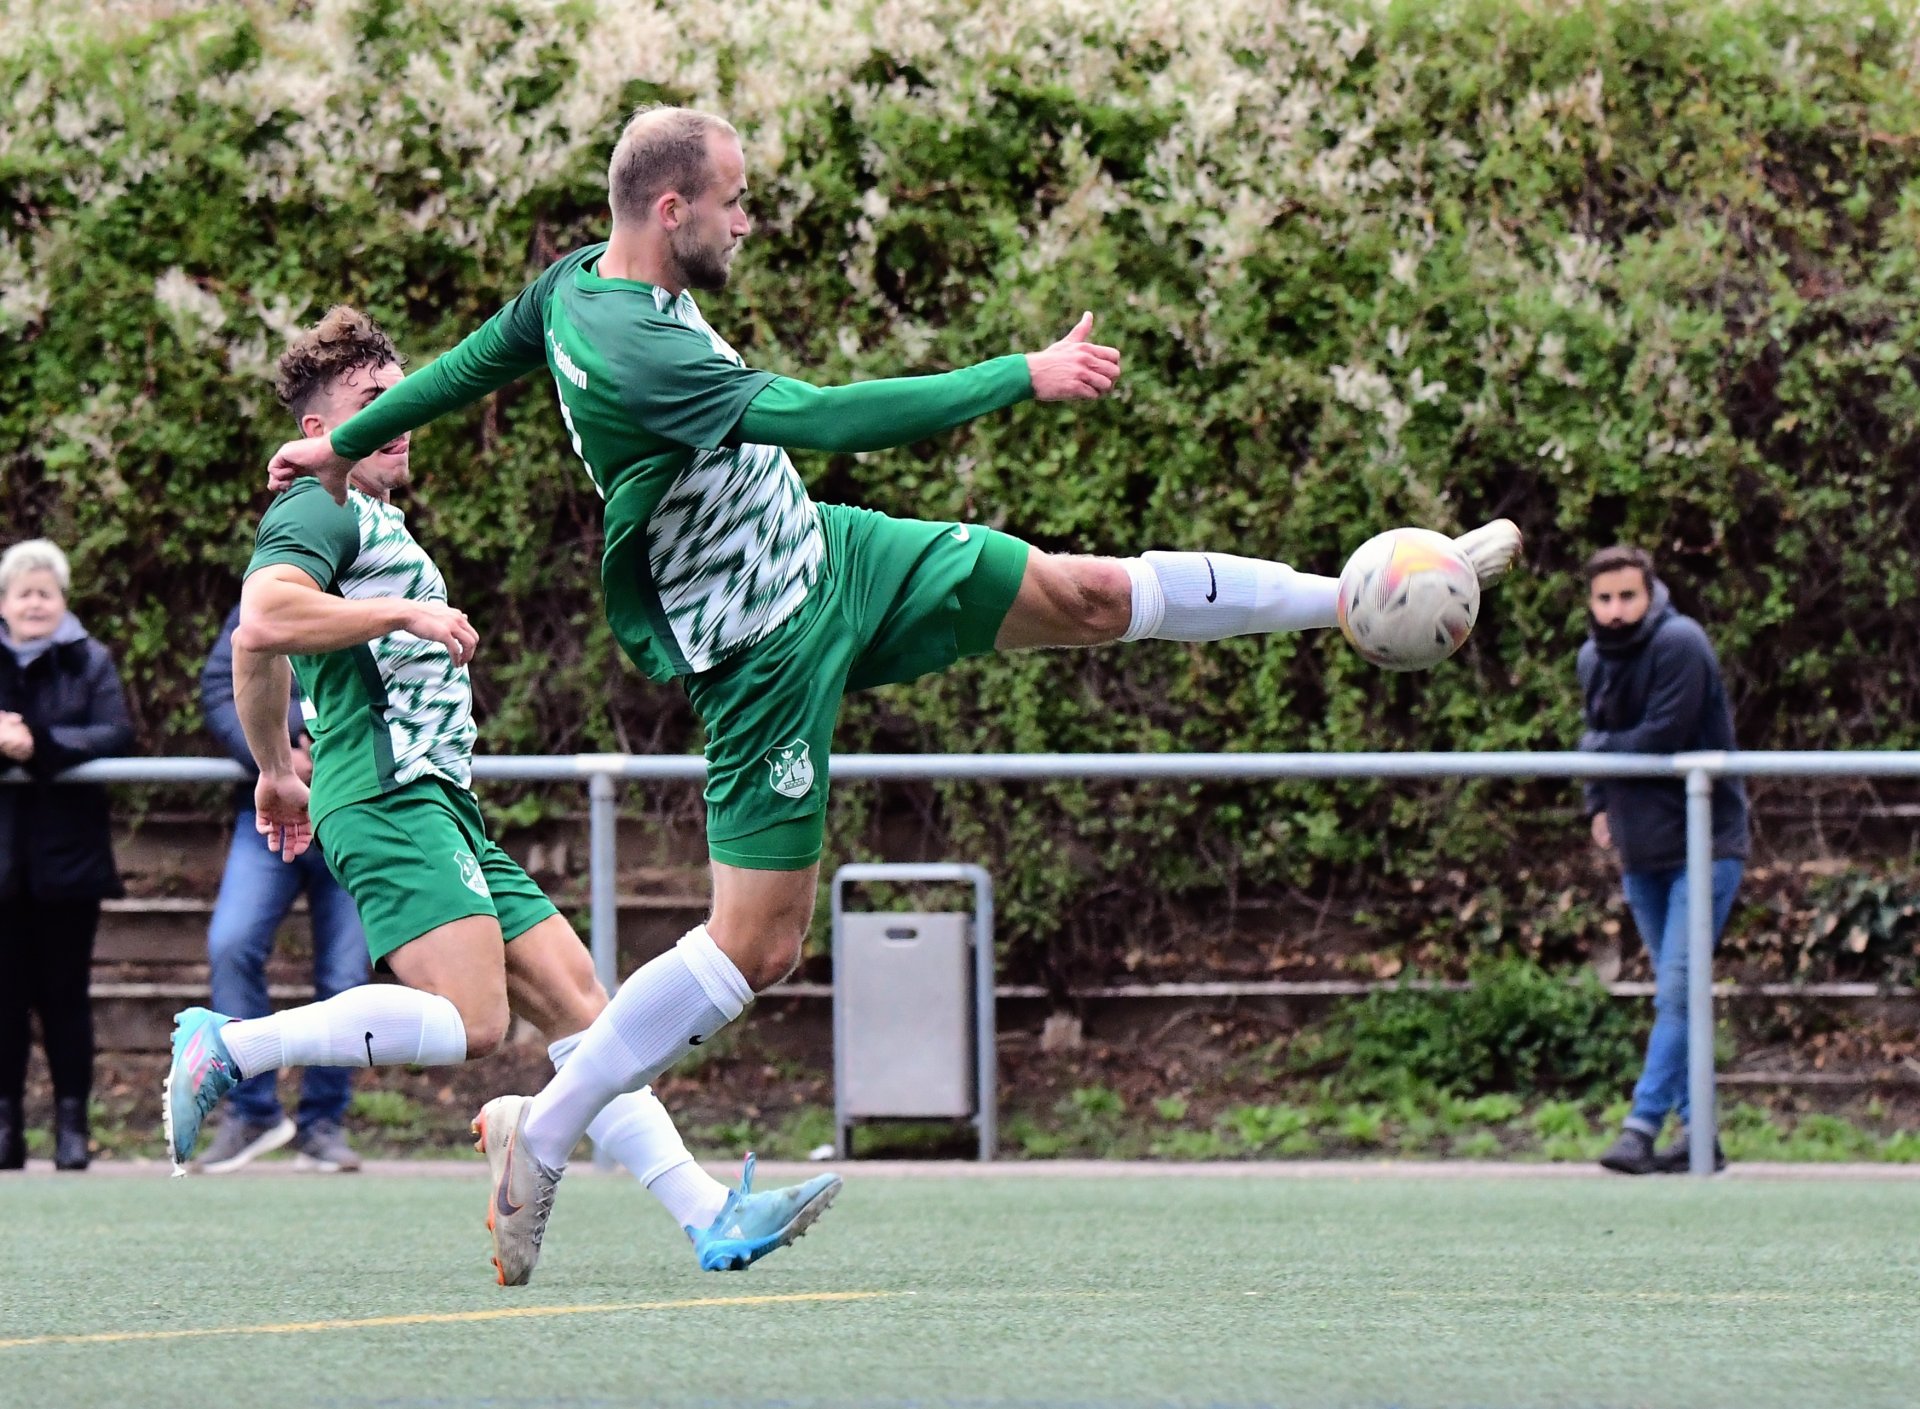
[253,481,364,568]
[258,478,357,533]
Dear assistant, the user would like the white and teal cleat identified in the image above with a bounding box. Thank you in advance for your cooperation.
[690,1153,842,1272]
[163,1007,241,1176]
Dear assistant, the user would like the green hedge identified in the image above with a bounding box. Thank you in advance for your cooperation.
[6,0,1920,971]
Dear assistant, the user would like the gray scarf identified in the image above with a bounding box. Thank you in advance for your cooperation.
[1,612,87,670]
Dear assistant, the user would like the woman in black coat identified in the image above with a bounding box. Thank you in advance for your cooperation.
[0,539,135,1171]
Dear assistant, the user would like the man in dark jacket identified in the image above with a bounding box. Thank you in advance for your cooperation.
[1579,545,1749,1175]
[196,604,368,1172]
[0,538,135,1171]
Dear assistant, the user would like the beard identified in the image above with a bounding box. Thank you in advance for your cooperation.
[350,452,410,499]
[670,226,733,291]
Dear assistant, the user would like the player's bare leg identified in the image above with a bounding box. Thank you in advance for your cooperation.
[167,917,504,1171]
[993,523,1522,652]
[493,875,838,1279]
[511,865,804,1165]
[501,915,734,1235]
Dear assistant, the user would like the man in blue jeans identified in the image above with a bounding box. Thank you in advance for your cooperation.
[195,605,368,1171]
[1579,546,1749,1175]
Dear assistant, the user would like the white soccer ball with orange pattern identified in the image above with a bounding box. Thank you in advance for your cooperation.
[1335,528,1480,671]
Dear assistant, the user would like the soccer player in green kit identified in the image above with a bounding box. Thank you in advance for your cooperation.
[269,107,1523,1283]
[169,306,838,1286]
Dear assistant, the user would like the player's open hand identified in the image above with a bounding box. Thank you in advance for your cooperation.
[268,435,354,505]
[401,601,480,667]
[255,771,313,862]
[1026,312,1122,402]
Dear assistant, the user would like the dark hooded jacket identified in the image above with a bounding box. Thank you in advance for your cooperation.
[1576,579,1749,873]
[0,612,135,900]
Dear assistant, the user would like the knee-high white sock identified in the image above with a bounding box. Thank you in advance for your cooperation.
[548,1032,730,1230]
[220,985,468,1076]
[1120,551,1340,641]
[521,926,751,1171]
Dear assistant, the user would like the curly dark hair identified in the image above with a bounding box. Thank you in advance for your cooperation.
[274,305,405,421]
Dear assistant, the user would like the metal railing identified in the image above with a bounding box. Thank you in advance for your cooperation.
[20,748,1920,1175]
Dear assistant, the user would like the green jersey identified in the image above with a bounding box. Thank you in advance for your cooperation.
[329,243,1034,681]
[522,246,823,676]
[246,479,476,825]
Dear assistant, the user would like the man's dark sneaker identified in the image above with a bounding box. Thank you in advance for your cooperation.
[1654,1127,1728,1173]
[1598,1127,1659,1175]
[291,1120,362,1173]
[194,1114,295,1174]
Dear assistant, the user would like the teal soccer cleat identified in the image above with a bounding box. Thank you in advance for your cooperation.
[690,1153,842,1272]
[163,1007,240,1175]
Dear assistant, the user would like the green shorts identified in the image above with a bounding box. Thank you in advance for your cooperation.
[316,777,559,964]
[686,503,1030,871]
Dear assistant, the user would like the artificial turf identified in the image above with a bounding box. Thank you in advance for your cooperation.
[3,1167,1916,1408]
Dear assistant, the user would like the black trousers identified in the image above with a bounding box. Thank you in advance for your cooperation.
[0,898,101,1104]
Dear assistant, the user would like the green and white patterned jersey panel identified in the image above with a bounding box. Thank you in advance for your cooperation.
[334,491,476,791]
[532,254,824,680]
[246,480,475,825]
[639,288,823,674]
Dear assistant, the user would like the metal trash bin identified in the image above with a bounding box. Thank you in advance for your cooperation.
[830,863,995,1160]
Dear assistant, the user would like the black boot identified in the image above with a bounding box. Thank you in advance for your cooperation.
[1653,1126,1728,1173]
[53,1097,90,1171]
[0,1097,23,1170]
[1597,1126,1658,1175]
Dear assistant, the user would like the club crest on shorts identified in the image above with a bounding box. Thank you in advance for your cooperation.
[765,739,815,799]
[454,849,490,897]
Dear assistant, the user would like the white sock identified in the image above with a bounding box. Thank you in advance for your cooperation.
[220,985,467,1077]
[521,926,751,1171]
[1120,551,1340,641]
[548,1032,730,1229]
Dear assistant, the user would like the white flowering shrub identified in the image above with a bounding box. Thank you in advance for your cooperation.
[4,0,1919,967]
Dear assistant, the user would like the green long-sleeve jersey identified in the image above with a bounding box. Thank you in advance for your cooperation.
[329,244,1032,679]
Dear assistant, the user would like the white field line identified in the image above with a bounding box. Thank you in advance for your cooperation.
[38,1157,1920,1181]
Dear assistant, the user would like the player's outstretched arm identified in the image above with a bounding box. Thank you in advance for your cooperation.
[268,270,564,500]
[729,313,1121,455]
[235,566,479,664]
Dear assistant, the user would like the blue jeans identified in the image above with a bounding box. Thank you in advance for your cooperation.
[1620,858,1744,1135]
[207,810,369,1129]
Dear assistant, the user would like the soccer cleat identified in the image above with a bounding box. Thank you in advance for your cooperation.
[1451,518,1524,588]
[163,1008,242,1175]
[472,1095,562,1287]
[689,1153,843,1272]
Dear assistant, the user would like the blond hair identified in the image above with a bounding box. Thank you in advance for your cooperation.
[608,106,736,225]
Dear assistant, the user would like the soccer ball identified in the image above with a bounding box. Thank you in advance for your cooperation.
[1335,527,1480,671]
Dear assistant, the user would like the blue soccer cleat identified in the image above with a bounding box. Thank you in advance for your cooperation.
[163,1007,240,1176]
[690,1153,842,1272]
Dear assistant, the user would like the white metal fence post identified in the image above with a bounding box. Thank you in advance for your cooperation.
[1684,765,1717,1177]
[588,770,619,997]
